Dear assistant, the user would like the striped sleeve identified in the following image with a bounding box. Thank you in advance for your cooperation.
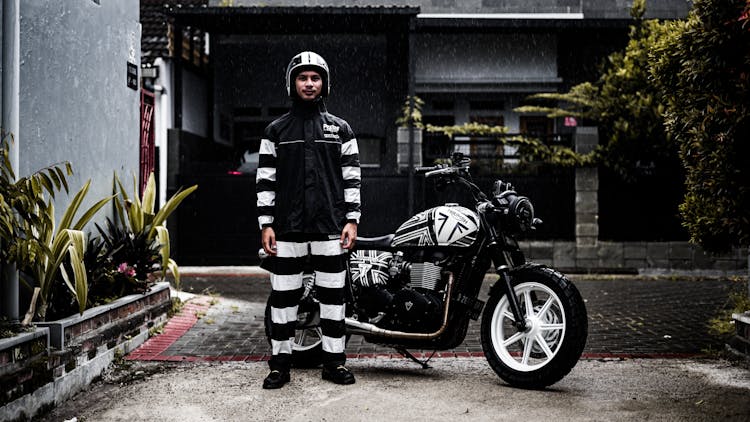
[256,126,277,230]
[341,123,361,224]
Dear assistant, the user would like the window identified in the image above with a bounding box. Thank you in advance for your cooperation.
[520,115,553,139]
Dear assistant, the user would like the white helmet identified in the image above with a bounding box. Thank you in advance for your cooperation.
[286,51,330,97]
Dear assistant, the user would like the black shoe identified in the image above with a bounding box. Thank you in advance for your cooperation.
[322,365,355,385]
[262,370,290,389]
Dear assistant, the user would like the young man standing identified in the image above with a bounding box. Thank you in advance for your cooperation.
[256,51,361,389]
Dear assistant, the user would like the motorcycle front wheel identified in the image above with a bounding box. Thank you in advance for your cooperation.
[480,265,588,389]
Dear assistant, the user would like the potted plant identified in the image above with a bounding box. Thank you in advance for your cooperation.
[396,96,424,169]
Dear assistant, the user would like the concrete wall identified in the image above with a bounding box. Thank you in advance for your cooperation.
[19,0,141,225]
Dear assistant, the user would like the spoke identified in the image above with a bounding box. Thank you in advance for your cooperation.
[503,331,525,347]
[537,296,556,317]
[502,309,515,321]
[540,323,565,331]
[524,291,534,317]
[534,333,555,358]
[521,337,534,365]
[298,330,307,345]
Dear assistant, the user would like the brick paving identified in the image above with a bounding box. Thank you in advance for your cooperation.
[128,271,744,362]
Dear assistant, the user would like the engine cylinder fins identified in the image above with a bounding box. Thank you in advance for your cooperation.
[409,262,442,290]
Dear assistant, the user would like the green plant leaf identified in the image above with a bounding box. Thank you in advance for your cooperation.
[58,180,91,235]
[167,258,180,291]
[46,168,61,191]
[39,174,54,197]
[56,167,69,194]
[142,173,156,215]
[67,230,88,315]
[72,195,115,231]
[39,229,72,303]
[155,225,170,280]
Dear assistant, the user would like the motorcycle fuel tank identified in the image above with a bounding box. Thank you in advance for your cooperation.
[392,204,479,248]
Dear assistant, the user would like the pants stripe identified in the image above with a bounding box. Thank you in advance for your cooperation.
[276,241,309,258]
[320,303,345,321]
[270,272,304,291]
[310,239,345,256]
[322,335,346,354]
[271,305,298,325]
[271,339,293,355]
[315,270,346,288]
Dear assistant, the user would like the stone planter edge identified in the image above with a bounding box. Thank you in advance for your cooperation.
[34,282,170,349]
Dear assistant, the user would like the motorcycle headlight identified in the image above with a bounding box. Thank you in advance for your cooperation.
[508,196,535,232]
[492,181,535,233]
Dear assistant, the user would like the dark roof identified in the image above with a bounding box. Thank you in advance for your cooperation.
[167,5,420,34]
[141,0,208,65]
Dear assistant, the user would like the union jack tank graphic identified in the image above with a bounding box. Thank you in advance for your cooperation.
[392,204,479,247]
[349,250,393,287]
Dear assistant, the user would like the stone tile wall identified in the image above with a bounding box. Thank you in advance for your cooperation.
[520,240,748,274]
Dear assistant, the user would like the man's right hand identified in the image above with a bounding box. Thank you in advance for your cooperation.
[261,227,277,256]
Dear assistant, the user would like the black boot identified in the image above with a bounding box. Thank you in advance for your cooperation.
[322,365,355,385]
[263,370,290,389]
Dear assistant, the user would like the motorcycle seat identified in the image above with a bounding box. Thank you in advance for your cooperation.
[355,234,395,250]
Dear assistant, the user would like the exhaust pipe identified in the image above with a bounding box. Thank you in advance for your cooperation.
[345,273,454,340]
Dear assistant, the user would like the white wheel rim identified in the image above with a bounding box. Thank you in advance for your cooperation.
[293,326,322,352]
[292,307,322,352]
[490,281,566,372]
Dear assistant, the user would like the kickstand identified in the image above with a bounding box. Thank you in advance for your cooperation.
[395,348,436,369]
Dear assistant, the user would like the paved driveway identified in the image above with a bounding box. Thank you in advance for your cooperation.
[145,273,741,360]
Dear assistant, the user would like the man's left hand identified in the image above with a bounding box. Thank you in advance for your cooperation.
[340,222,358,250]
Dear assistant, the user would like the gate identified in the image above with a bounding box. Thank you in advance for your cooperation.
[140,89,156,195]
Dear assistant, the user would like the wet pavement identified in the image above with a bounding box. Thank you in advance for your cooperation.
[45,269,750,422]
[127,269,745,362]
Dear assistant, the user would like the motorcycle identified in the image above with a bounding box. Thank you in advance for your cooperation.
[262,153,588,389]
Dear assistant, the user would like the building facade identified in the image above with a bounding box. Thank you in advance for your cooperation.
[139,0,747,274]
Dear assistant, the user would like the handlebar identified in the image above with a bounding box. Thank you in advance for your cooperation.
[424,167,458,178]
[414,165,444,173]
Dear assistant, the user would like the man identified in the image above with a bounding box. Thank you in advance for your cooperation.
[256,51,361,389]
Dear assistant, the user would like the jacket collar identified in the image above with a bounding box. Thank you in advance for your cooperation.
[290,97,326,118]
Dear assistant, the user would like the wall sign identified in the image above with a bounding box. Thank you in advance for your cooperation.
[127,62,138,90]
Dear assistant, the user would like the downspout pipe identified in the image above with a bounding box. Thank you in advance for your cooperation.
[407,16,416,216]
[1,0,20,324]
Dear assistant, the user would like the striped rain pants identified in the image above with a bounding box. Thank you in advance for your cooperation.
[266,236,347,371]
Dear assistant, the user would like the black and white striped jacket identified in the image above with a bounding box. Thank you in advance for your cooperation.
[256,98,361,235]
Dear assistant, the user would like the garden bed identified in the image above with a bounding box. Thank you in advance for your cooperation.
[0,282,171,421]
[729,311,750,361]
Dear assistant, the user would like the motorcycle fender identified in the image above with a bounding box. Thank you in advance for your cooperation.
[486,263,549,298]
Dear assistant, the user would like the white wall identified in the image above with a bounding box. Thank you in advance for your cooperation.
[415,33,558,85]
[19,0,141,224]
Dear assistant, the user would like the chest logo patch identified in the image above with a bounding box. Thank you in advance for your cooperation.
[323,123,340,139]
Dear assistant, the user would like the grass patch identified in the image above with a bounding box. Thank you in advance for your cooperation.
[708,288,750,339]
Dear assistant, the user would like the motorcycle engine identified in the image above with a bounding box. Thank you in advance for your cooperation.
[350,250,446,332]
[386,288,444,332]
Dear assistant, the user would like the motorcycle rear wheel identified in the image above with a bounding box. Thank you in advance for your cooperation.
[264,300,324,368]
[480,266,587,389]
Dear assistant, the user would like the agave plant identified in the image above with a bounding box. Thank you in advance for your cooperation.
[112,172,197,290]
[0,133,109,323]
[20,180,114,320]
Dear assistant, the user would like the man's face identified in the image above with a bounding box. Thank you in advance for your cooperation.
[295,70,323,101]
